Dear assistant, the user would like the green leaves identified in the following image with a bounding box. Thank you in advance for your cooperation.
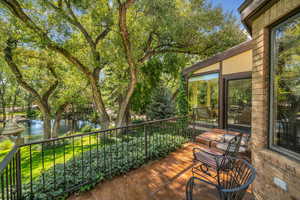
[176,73,188,117]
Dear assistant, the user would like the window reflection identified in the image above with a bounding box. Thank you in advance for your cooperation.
[271,12,300,156]
[188,73,219,126]
[227,79,252,131]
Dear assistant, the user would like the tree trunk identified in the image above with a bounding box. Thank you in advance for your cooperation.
[116,74,137,128]
[1,101,6,128]
[52,103,69,138]
[11,88,19,118]
[52,114,61,138]
[117,0,137,128]
[0,89,6,126]
[90,75,110,129]
[43,112,52,140]
[0,72,6,126]
[125,105,131,126]
[27,97,32,118]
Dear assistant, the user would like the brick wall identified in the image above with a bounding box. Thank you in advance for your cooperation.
[251,0,300,199]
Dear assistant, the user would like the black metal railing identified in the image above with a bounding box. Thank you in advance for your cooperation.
[0,147,22,200]
[0,116,197,199]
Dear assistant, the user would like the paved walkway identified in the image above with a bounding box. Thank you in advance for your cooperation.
[69,142,253,200]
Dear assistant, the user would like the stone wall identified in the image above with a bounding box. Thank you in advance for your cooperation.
[251,0,300,199]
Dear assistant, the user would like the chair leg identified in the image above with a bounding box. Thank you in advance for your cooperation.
[192,163,211,178]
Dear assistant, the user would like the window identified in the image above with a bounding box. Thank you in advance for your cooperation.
[270,12,300,159]
[188,73,219,126]
[227,78,252,131]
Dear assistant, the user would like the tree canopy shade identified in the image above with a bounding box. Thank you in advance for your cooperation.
[0,0,247,135]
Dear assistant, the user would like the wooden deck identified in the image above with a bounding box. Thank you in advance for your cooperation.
[69,142,253,200]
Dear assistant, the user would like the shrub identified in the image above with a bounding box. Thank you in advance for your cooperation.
[26,109,39,118]
[131,119,145,124]
[146,87,175,120]
[0,139,14,151]
[80,124,93,133]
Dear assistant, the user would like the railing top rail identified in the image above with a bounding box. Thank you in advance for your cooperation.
[18,116,188,147]
[0,145,18,173]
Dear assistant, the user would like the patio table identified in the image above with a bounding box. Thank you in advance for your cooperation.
[216,142,246,153]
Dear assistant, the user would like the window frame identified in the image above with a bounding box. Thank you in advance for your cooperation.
[269,11,300,161]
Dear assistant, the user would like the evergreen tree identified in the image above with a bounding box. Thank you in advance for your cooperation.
[146,87,175,120]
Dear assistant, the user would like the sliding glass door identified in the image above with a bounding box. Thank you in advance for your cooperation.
[226,78,252,132]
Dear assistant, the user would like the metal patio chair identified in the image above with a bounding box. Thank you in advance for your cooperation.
[186,157,256,200]
[192,133,243,177]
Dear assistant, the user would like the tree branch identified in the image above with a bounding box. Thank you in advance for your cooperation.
[1,0,91,76]
[143,31,154,53]
[4,39,43,105]
[63,0,96,49]
[118,0,136,69]
[95,27,111,46]
[139,45,213,63]
[42,64,59,102]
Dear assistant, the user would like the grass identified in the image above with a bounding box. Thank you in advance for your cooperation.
[0,111,27,118]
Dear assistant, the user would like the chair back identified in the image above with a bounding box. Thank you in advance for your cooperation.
[186,157,256,200]
[217,157,256,200]
[224,133,243,157]
[218,133,243,170]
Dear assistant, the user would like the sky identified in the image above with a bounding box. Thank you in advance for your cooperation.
[209,0,245,18]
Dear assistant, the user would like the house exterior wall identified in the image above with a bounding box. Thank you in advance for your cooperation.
[222,50,252,75]
[250,1,300,199]
[192,62,220,75]
[192,50,253,76]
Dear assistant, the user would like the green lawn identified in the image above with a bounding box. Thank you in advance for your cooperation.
[0,111,27,118]
[20,134,109,183]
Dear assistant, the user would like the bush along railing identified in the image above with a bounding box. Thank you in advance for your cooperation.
[0,116,198,200]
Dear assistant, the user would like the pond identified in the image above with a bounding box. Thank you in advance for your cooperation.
[1,119,101,143]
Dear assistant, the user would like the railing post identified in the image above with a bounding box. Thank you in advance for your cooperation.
[15,149,22,200]
[144,124,148,161]
[192,114,196,141]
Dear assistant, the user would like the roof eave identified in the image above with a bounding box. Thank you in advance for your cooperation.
[238,0,277,35]
[183,40,253,77]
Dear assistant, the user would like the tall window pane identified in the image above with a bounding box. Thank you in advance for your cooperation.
[189,73,219,126]
[227,78,252,131]
[270,13,300,156]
